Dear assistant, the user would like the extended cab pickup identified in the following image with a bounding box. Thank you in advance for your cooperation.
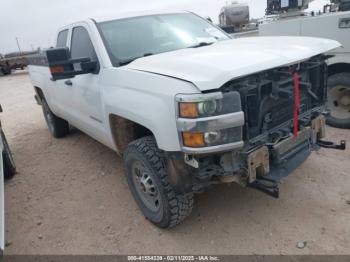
[27,11,345,228]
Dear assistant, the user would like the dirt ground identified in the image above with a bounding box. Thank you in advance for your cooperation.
[0,71,350,255]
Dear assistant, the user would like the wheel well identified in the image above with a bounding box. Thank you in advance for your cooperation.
[109,114,154,154]
[328,63,350,76]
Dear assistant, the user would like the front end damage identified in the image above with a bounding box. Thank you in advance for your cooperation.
[170,55,346,198]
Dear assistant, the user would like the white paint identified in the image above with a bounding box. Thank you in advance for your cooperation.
[126,36,340,91]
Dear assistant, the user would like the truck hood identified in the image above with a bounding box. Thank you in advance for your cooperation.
[125,36,340,91]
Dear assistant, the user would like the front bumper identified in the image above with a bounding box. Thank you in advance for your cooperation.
[245,126,316,184]
[248,144,312,198]
[245,116,346,198]
[170,115,345,196]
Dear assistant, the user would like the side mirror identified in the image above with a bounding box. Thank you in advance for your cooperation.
[46,47,98,81]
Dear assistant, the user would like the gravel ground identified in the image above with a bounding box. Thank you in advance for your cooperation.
[1,71,350,255]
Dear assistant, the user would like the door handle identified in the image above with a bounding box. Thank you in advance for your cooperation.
[64,80,73,86]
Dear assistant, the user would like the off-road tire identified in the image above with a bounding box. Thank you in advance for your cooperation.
[1,130,16,179]
[41,98,69,138]
[123,136,194,228]
[326,73,350,129]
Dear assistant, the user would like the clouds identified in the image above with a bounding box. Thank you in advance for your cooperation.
[0,0,329,54]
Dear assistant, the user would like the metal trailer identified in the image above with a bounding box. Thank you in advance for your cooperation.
[0,50,39,76]
[260,2,350,128]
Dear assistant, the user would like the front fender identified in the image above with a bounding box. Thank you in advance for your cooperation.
[101,68,200,152]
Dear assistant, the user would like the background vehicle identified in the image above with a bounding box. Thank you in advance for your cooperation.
[260,0,350,128]
[219,2,250,33]
[27,11,344,228]
[0,50,38,76]
[219,2,258,34]
[0,104,16,254]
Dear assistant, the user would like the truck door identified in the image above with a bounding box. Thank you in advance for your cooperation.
[51,28,77,119]
[65,25,108,145]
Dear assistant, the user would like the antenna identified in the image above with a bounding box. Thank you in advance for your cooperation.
[16,37,22,54]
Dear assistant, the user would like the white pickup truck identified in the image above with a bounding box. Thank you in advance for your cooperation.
[28,11,346,228]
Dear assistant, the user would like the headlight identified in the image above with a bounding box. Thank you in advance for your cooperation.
[176,91,244,150]
[177,92,241,119]
[198,100,222,116]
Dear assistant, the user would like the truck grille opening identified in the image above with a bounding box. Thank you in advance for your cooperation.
[221,55,328,144]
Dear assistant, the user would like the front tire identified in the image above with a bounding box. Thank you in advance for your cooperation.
[41,98,69,138]
[1,130,16,179]
[326,73,350,129]
[123,136,194,228]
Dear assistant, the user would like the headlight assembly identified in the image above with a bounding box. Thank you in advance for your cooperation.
[176,91,244,151]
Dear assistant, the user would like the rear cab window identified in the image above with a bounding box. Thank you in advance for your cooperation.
[56,29,69,48]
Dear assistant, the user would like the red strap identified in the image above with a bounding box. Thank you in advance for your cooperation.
[293,72,300,137]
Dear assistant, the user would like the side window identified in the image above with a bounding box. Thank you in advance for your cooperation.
[56,29,69,48]
[70,26,98,61]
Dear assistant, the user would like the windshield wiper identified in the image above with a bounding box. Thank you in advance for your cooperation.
[119,53,154,66]
[187,42,215,48]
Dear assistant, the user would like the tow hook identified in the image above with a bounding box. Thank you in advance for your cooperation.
[248,177,280,199]
[317,139,346,150]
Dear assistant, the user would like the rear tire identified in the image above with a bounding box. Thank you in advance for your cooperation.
[326,73,350,129]
[41,98,69,138]
[123,136,194,228]
[1,130,16,179]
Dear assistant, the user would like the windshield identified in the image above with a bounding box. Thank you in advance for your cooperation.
[98,13,230,66]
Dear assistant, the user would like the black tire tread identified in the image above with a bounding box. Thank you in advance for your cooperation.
[42,98,69,138]
[326,72,350,129]
[124,136,194,228]
[1,130,16,179]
